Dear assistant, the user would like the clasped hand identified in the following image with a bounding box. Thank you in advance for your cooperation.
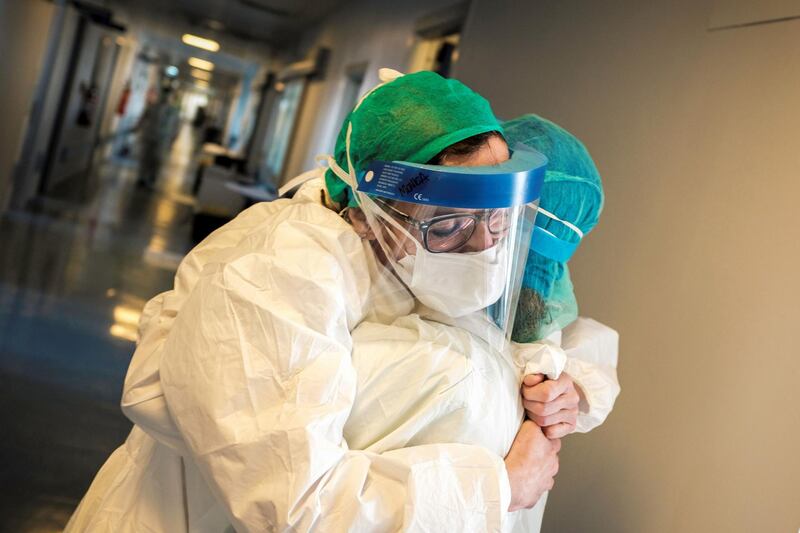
[521,373,580,439]
[503,373,581,511]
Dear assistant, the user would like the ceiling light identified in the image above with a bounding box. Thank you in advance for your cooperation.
[188,57,215,71]
[191,68,212,81]
[182,34,220,52]
[195,80,210,88]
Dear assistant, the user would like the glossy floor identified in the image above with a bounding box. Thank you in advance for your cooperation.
[0,129,198,531]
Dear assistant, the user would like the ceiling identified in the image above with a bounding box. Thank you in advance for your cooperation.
[108,0,349,47]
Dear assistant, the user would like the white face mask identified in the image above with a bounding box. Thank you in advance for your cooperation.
[355,192,511,318]
[396,243,508,318]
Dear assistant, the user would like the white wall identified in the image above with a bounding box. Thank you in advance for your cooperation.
[0,0,56,211]
[98,35,137,151]
[281,0,464,182]
[455,1,800,531]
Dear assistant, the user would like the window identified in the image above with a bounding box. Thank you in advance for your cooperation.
[259,78,305,183]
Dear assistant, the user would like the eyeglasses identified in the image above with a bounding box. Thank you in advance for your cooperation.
[374,198,511,253]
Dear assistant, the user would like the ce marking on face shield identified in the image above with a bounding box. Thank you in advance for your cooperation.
[413,193,428,201]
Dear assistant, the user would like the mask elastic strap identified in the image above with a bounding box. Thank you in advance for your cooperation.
[352,68,404,112]
[344,122,356,181]
[531,207,583,262]
[327,69,405,205]
[360,194,418,248]
[357,193,425,281]
[536,207,584,239]
[324,122,362,205]
[326,155,350,182]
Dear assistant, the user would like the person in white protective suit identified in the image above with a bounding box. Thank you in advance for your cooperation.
[65,69,619,533]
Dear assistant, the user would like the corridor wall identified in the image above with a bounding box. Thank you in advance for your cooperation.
[454,1,800,531]
[0,0,56,212]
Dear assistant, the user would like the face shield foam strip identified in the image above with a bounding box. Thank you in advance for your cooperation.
[356,144,547,209]
[530,207,584,262]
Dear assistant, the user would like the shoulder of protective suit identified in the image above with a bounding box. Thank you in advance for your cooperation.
[177,189,352,273]
[120,185,367,447]
[562,317,619,367]
[184,198,370,322]
[289,173,329,205]
[241,207,353,263]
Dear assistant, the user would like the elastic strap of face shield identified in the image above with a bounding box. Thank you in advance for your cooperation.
[326,122,360,204]
[359,193,419,254]
[323,68,406,207]
[530,207,584,262]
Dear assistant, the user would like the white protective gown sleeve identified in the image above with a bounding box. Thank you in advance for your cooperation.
[120,200,295,457]
[120,290,188,454]
[514,318,620,434]
[561,318,620,433]
[158,201,512,532]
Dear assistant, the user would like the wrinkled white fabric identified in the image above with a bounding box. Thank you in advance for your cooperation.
[66,173,619,533]
[561,318,621,433]
[514,339,568,380]
[513,322,621,433]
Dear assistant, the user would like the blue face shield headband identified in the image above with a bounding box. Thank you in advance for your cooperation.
[355,144,547,209]
[348,143,548,348]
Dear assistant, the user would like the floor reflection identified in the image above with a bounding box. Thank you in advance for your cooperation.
[0,126,196,532]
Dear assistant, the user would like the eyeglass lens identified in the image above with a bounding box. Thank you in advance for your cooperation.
[425,210,511,252]
[426,217,476,252]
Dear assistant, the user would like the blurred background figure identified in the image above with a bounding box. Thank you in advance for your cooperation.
[0,0,799,532]
[192,104,207,130]
[136,85,180,188]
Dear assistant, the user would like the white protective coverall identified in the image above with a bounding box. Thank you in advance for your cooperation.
[65,172,620,533]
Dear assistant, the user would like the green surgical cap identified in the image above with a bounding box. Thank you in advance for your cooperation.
[506,114,604,342]
[325,70,503,207]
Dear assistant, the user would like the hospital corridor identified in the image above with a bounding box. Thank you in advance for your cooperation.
[1,0,799,532]
[0,126,197,529]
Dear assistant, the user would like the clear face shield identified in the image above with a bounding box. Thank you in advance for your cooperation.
[351,144,547,347]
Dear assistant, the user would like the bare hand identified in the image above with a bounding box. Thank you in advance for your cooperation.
[504,420,560,511]
[522,373,580,439]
